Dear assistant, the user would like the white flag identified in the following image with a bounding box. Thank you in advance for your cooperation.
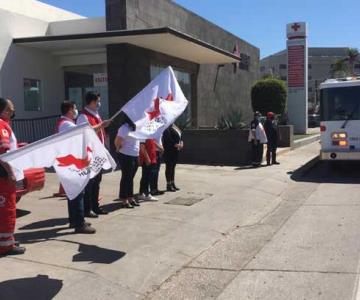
[0,124,116,200]
[121,66,188,139]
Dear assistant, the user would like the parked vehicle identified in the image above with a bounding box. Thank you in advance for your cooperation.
[319,77,360,161]
[308,113,320,127]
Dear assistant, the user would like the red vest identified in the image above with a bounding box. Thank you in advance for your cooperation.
[81,109,105,144]
[139,139,157,165]
[0,118,12,154]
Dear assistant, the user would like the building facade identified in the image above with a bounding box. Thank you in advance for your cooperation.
[260,47,356,108]
[0,0,259,141]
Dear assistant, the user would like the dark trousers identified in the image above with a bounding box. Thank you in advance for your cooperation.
[251,140,264,165]
[165,161,176,183]
[140,164,157,196]
[118,153,138,199]
[151,152,161,191]
[84,171,102,214]
[266,143,277,164]
[67,191,85,228]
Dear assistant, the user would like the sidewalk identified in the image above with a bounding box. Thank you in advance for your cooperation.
[0,141,320,299]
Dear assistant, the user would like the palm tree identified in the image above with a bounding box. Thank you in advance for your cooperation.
[345,48,359,74]
[330,48,359,77]
[330,60,348,77]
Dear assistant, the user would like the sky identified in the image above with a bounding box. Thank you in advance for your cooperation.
[39,0,360,58]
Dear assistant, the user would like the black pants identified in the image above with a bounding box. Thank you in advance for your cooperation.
[140,164,157,196]
[151,152,161,191]
[84,171,102,214]
[67,191,85,228]
[118,153,138,199]
[165,161,176,183]
[251,141,264,165]
[266,143,277,164]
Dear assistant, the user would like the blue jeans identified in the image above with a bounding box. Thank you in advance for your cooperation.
[67,191,85,228]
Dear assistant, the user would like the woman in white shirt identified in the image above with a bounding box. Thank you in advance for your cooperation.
[114,123,140,208]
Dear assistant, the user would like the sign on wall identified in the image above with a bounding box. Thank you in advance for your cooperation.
[93,73,108,87]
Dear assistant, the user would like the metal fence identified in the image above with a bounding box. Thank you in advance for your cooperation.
[12,115,59,143]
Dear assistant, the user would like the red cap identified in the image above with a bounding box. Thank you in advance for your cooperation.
[267,112,275,118]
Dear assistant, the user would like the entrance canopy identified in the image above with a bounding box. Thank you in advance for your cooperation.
[13,27,240,64]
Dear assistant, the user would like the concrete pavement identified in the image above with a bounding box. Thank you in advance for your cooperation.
[2,140,360,299]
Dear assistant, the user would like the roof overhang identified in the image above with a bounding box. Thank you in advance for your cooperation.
[13,27,240,64]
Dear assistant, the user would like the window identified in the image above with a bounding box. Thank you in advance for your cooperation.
[260,66,265,72]
[308,75,312,80]
[279,64,287,70]
[280,76,287,81]
[355,64,360,69]
[308,87,313,92]
[24,78,42,111]
[239,53,250,71]
[308,64,312,69]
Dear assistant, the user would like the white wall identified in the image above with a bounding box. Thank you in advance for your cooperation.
[0,8,65,118]
[0,0,84,22]
[47,17,106,36]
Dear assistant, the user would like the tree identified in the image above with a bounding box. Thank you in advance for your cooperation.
[331,48,359,77]
[251,78,287,115]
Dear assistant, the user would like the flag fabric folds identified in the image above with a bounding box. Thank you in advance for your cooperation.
[121,66,189,139]
[0,124,116,200]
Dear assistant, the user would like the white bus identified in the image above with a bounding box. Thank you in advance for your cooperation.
[320,77,360,161]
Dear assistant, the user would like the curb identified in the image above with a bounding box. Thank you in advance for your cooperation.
[292,134,320,149]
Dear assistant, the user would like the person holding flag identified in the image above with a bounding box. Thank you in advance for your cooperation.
[77,92,111,218]
[56,101,96,234]
[0,98,25,256]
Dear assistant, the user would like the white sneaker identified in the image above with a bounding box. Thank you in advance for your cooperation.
[147,195,158,201]
[136,194,147,201]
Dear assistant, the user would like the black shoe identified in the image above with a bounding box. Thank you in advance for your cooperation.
[167,185,176,192]
[3,246,26,255]
[151,190,165,196]
[267,162,271,166]
[129,199,140,207]
[74,224,96,234]
[85,211,99,218]
[123,201,134,209]
[172,183,180,191]
[93,208,108,215]
[272,161,280,165]
[69,221,91,229]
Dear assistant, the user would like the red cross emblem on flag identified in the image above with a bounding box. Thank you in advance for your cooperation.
[147,93,173,120]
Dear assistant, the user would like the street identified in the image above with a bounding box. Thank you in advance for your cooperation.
[1,141,360,299]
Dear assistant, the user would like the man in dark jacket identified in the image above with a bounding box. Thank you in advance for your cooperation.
[264,112,280,165]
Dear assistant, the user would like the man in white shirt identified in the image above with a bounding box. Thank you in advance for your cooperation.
[56,101,96,234]
[249,111,268,167]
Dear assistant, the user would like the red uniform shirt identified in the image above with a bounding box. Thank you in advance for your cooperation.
[139,139,157,165]
[0,118,17,154]
[77,108,105,144]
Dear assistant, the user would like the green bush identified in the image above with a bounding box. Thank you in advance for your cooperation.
[216,109,246,130]
[251,79,287,115]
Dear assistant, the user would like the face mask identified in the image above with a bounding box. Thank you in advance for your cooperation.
[73,109,78,119]
[10,112,15,120]
[96,102,101,110]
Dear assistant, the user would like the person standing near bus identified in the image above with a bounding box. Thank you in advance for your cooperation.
[0,98,26,255]
[248,111,267,167]
[264,112,280,165]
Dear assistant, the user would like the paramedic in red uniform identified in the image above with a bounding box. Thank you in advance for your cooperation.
[56,101,96,234]
[0,98,25,255]
[77,92,111,218]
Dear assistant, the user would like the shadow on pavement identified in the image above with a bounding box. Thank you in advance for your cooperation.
[291,160,360,184]
[19,218,68,230]
[0,275,62,300]
[71,241,126,264]
[16,209,31,218]
[15,227,72,244]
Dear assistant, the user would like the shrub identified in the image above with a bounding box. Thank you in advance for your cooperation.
[251,79,287,115]
[216,109,246,130]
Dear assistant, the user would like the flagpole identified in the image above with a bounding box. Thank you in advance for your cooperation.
[109,109,123,121]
